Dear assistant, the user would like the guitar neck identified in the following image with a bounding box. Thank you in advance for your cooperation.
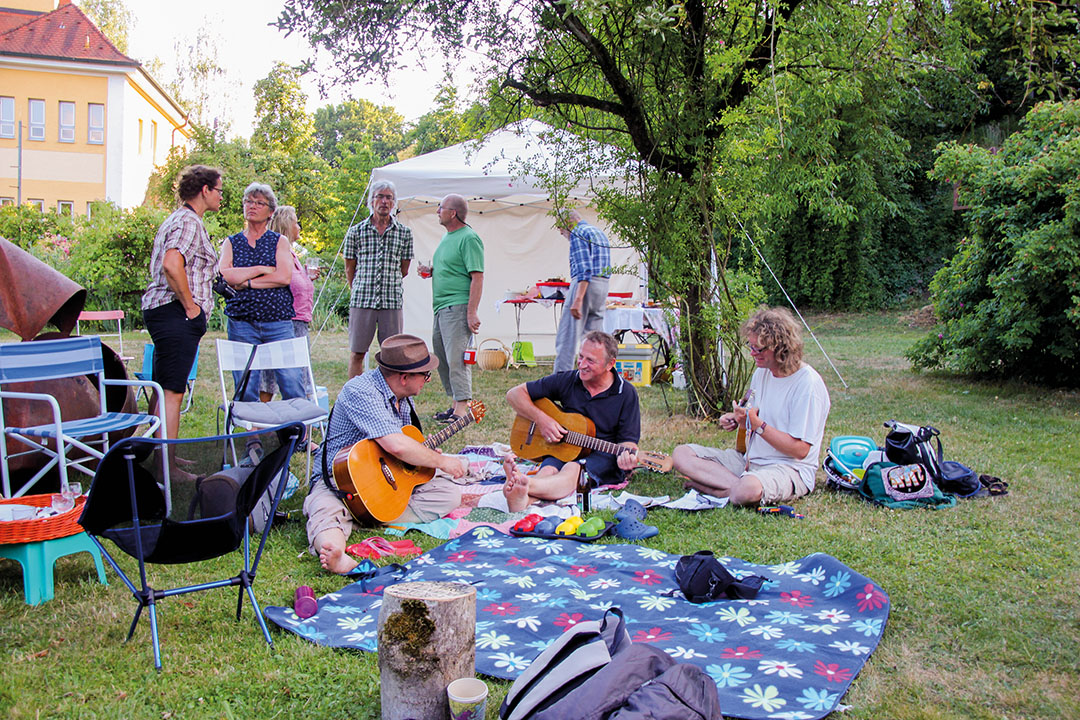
[562,429,628,458]
[422,414,475,449]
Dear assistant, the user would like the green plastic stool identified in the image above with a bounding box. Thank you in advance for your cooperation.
[0,531,108,605]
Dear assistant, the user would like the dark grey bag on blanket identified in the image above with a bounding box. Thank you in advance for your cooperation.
[500,607,722,720]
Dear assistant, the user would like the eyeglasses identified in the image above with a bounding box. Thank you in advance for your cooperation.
[747,343,771,355]
[407,371,432,381]
[208,185,223,195]
[243,199,270,208]
[374,193,395,201]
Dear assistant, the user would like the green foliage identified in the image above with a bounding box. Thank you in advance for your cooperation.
[314,100,407,166]
[0,204,75,250]
[908,100,1080,384]
[253,63,315,156]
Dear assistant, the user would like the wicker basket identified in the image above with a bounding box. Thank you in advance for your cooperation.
[0,494,88,545]
[476,338,511,370]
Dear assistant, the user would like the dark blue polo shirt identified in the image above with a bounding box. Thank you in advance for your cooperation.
[525,369,641,484]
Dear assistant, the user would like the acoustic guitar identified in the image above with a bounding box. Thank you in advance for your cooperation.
[333,400,486,523]
[735,389,756,454]
[510,397,673,472]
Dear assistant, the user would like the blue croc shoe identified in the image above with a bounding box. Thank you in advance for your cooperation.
[613,516,659,541]
[614,498,648,523]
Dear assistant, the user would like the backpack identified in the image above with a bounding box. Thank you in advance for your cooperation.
[883,421,980,496]
[500,608,722,720]
[857,461,957,510]
[674,551,766,603]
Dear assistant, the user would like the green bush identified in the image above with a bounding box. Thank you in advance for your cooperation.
[907,100,1080,384]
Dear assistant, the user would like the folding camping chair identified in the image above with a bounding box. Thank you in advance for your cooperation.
[215,337,327,479]
[77,422,305,669]
[76,310,133,361]
[0,336,165,498]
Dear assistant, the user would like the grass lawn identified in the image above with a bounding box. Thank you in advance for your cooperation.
[1,312,1078,719]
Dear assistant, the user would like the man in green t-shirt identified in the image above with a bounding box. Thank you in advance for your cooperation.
[418,194,484,422]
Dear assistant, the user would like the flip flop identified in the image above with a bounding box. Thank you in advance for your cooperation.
[347,536,423,560]
[978,474,1009,496]
[613,516,659,541]
[614,498,648,522]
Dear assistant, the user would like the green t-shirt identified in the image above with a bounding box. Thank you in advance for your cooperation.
[432,226,485,313]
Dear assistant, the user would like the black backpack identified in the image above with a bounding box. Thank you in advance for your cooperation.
[883,421,980,496]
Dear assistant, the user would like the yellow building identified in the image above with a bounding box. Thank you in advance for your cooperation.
[0,0,191,215]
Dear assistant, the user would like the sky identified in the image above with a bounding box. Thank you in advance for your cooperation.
[122,0,465,138]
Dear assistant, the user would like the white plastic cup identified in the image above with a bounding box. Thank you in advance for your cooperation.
[447,677,488,720]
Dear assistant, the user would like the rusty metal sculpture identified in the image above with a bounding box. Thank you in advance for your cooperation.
[0,237,138,494]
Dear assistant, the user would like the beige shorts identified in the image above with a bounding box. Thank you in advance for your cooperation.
[303,473,461,553]
[349,307,403,353]
[684,443,810,505]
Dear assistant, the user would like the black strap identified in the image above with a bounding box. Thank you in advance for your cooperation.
[319,403,351,501]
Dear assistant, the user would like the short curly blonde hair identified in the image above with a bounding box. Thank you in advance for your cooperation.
[742,306,803,375]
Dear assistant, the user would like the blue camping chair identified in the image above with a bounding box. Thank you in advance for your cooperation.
[78,422,305,669]
[133,343,199,414]
[0,336,165,498]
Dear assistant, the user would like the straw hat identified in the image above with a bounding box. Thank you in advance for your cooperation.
[376,334,439,373]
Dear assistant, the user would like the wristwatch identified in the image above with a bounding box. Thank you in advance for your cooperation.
[756,421,768,436]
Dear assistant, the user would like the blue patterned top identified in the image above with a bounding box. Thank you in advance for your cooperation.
[568,220,611,282]
[224,231,295,322]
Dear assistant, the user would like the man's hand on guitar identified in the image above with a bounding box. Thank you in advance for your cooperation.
[616,444,639,471]
[720,412,739,431]
[537,414,567,444]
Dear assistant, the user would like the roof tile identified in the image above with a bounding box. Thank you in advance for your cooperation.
[0,3,135,65]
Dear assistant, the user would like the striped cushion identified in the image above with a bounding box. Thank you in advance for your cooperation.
[10,412,157,439]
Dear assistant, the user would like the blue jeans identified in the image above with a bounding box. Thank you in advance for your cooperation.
[227,318,308,402]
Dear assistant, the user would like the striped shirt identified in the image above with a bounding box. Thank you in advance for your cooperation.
[344,216,413,309]
[141,206,219,315]
[568,220,611,282]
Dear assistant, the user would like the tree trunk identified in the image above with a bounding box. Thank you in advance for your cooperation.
[378,581,477,720]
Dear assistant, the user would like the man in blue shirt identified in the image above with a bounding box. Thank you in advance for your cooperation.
[554,209,612,372]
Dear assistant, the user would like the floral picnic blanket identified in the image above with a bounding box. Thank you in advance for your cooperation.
[267,528,889,719]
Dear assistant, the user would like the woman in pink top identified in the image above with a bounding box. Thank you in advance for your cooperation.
[260,205,319,400]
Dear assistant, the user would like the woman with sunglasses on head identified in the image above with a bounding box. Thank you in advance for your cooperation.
[218,182,306,401]
[672,306,831,507]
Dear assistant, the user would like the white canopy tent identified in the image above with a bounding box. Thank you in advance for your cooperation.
[367,120,642,357]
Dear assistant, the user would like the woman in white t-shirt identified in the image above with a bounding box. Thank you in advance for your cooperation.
[672,307,831,506]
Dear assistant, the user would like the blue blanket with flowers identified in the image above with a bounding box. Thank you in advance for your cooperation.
[267,528,888,720]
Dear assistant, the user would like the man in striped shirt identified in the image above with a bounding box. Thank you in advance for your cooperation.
[554,209,611,372]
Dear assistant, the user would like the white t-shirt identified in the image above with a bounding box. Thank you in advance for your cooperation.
[746,364,831,491]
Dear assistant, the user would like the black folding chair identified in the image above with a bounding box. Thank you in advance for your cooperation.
[78,422,305,669]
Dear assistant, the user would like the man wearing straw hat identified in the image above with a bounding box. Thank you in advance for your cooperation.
[304,334,466,574]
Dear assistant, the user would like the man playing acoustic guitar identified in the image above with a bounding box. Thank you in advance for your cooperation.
[303,334,466,574]
[502,331,640,512]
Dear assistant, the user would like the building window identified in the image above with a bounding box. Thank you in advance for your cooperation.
[0,97,14,138]
[59,101,75,143]
[88,103,105,144]
[138,118,143,153]
[57,200,74,216]
[28,99,45,141]
[0,197,15,206]
[151,120,158,160]
[27,198,44,211]
[86,202,94,218]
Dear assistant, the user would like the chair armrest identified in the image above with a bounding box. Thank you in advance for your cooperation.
[0,390,64,428]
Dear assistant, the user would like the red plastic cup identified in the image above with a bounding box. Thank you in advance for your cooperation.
[294,586,318,619]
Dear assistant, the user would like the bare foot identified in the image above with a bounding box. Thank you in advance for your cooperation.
[502,455,532,512]
[318,541,359,574]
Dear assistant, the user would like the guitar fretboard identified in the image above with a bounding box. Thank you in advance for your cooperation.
[422,413,475,449]
[562,429,628,457]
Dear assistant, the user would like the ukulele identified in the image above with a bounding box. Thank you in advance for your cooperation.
[735,389,756,454]
[509,397,673,472]
[332,400,486,523]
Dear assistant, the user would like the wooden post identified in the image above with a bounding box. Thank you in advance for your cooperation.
[378,581,477,720]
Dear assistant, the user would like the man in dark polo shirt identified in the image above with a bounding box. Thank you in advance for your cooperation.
[502,331,640,511]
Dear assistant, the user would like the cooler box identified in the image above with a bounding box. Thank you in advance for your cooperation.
[316,385,329,413]
[615,343,652,387]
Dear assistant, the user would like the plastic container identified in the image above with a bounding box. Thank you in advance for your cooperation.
[615,343,653,386]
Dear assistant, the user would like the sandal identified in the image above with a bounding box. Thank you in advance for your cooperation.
[614,498,648,523]
[346,536,423,560]
[978,474,1009,496]
[613,516,659,541]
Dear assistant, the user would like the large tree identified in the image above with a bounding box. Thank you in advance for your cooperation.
[276,0,969,412]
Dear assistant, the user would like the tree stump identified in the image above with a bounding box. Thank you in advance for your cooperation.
[378,581,477,720]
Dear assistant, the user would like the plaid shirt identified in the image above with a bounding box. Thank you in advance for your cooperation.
[142,206,219,315]
[568,220,611,282]
[311,369,415,486]
[344,216,413,309]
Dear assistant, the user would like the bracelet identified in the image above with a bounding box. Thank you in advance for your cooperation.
[247,279,252,289]
[756,421,768,436]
